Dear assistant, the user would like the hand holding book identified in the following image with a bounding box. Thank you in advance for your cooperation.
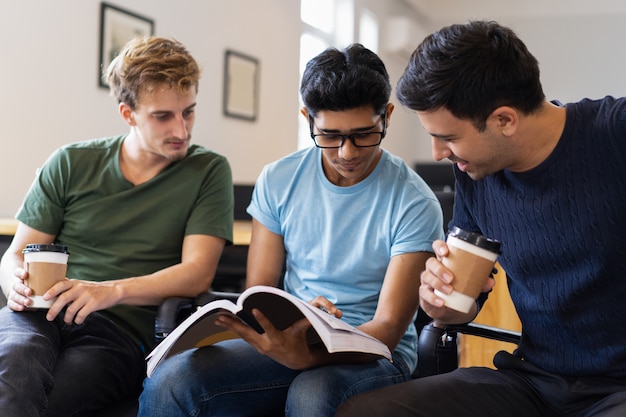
[216,305,323,370]
[146,285,392,377]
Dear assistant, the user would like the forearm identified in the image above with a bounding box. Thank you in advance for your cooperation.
[110,234,225,305]
[356,319,408,353]
[107,260,215,306]
[354,252,428,351]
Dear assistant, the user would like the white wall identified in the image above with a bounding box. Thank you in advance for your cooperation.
[0,0,303,217]
[498,14,626,102]
[2,0,626,217]
[405,1,626,102]
[0,0,430,218]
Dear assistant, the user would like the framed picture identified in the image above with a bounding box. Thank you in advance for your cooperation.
[99,2,154,89]
[223,50,259,121]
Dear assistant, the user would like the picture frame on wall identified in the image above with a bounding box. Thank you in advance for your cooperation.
[223,50,259,121]
[99,2,154,89]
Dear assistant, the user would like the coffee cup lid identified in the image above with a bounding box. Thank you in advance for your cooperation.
[447,226,501,254]
[22,244,69,255]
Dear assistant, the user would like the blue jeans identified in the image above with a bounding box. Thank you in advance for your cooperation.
[0,307,145,417]
[139,338,410,417]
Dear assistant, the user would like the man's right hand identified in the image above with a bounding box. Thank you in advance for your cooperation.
[6,267,34,311]
[419,240,493,325]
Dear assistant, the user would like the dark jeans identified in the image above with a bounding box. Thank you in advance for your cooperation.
[335,351,626,417]
[0,307,145,417]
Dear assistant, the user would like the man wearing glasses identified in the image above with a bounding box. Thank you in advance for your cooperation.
[139,43,444,417]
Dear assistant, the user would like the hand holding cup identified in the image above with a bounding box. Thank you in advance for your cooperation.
[434,227,501,313]
[22,244,69,309]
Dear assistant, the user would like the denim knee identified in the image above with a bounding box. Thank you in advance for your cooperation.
[286,356,409,417]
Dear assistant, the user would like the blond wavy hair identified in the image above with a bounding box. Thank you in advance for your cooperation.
[104,36,201,109]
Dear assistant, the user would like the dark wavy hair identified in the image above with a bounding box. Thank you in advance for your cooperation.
[397,20,545,131]
[300,43,391,117]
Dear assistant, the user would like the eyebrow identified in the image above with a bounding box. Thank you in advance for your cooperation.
[319,127,376,135]
[150,103,197,117]
[318,122,378,134]
[430,132,456,140]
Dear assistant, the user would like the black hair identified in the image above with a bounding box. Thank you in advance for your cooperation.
[300,43,391,116]
[396,20,545,131]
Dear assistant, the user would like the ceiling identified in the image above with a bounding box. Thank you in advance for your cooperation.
[404,0,626,21]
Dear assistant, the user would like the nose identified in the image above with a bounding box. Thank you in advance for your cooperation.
[431,137,450,162]
[173,115,189,139]
[338,136,359,159]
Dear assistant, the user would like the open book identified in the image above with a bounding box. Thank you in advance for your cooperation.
[146,285,391,377]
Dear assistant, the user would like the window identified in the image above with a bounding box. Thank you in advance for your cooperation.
[299,0,354,149]
[301,0,335,33]
[359,8,379,53]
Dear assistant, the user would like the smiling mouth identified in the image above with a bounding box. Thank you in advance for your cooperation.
[455,162,470,173]
[447,157,468,171]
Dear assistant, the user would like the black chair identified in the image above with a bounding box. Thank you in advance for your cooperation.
[414,162,456,192]
[233,184,255,221]
[415,320,521,378]
[433,190,454,230]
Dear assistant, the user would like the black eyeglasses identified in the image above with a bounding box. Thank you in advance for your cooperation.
[309,113,387,148]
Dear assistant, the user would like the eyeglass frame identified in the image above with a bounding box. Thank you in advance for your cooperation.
[308,111,387,149]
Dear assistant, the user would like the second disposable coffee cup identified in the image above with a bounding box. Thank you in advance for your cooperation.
[23,244,69,309]
[436,227,501,313]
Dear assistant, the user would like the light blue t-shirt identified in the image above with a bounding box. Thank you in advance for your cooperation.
[247,146,444,372]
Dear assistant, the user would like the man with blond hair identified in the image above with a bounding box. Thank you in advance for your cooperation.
[0,37,233,416]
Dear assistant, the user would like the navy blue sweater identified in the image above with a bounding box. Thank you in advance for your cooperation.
[453,96,626,378]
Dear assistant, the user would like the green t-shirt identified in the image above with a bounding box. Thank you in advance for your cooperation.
[17,135,233,349]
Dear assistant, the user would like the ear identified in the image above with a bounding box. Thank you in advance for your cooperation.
[119,102,135,126]
[490,106,518,137]
[384,102,394,127]
[300,107,309,120]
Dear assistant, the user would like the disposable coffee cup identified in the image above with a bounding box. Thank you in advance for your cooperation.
[435,227,501,313]
[23,244,69,309]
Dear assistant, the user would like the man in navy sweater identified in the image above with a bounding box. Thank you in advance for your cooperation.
[336,20,626,417]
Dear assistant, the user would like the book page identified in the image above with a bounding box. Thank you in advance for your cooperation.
[146,299,239,377]
[239,286,392,360]
[146,286,392,377]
